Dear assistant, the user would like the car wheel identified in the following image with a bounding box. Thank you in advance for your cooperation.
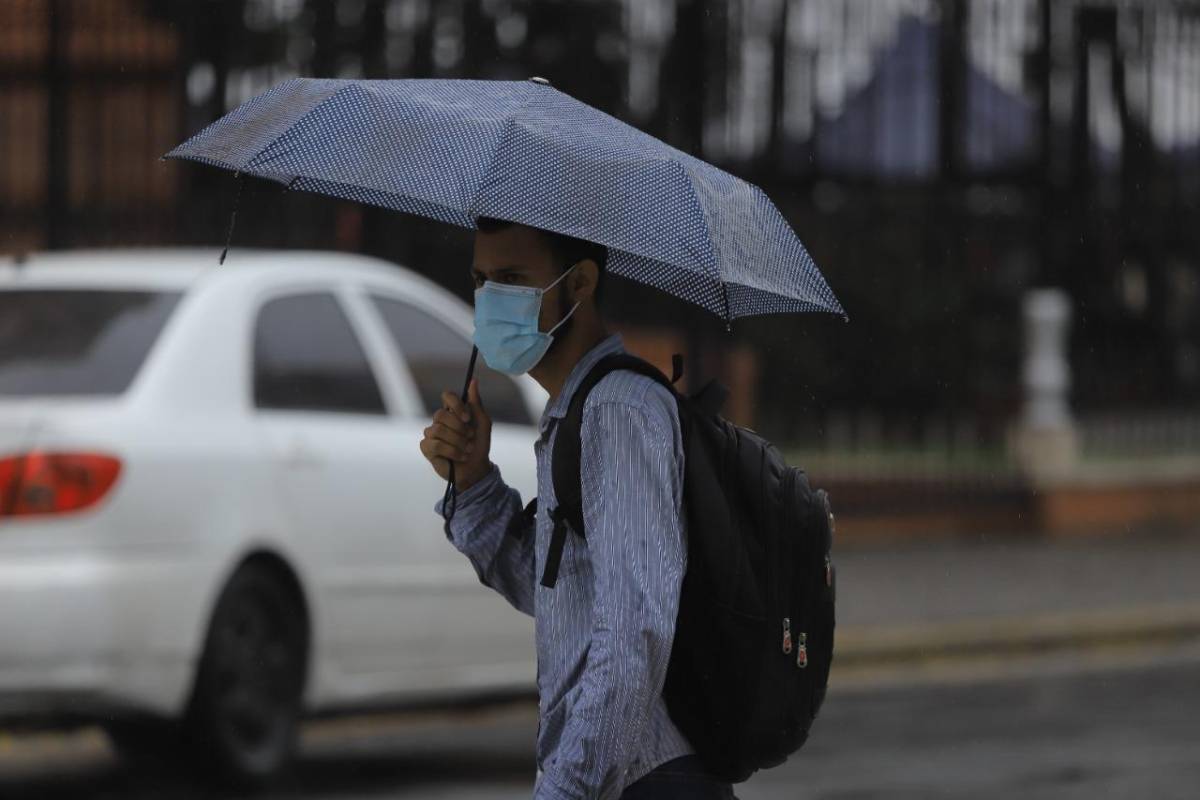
[184,563,308,788]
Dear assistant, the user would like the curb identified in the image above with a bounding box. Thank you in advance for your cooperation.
[832,602,1200,668]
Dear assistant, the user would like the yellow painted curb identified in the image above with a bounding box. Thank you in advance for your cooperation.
[833,601,1200,666]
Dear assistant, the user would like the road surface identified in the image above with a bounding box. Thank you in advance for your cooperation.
[3,643,1199,799]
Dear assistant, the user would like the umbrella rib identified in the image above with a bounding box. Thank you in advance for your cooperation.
[242,81,365,175]
[667,159,721,283]
[164,78,350,174]
[466,86,541,222]
[239,82,480,219]
[466,115,520,222]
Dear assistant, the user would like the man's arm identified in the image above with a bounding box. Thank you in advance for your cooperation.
[422,378,536,617]
[537,387,686,799]
[434,462,536,617]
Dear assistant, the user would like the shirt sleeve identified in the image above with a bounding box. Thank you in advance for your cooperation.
[536,392,687,800]
[434,462,536,617]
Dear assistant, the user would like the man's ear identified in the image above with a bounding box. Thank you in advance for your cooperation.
[571,258,599,303]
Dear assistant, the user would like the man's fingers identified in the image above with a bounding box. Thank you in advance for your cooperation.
[432,441,468,462]
[420,436,468,463]
[440,390,471,423]
[467,378,492,428]
[467,378,485,412]
[433,408,474,437]
[425,423,473,453]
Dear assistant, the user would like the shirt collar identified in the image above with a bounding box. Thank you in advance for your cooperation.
[538,332,626,434]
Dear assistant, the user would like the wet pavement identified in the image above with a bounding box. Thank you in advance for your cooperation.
[4,640,1199,800]
[831,528,1200,628]
[5,529,1200,798]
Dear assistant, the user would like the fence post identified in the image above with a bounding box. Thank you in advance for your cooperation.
[45,0,68,249]
[1010,288,1079,480]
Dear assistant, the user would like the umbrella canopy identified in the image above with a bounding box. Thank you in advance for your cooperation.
[165,77,844,322]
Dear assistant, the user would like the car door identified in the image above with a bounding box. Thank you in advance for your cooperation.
[362,288,539,683]
[251,287,447,698]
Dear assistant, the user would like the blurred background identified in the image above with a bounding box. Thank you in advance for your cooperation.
[4,0,1200,530]
[2,1,1200,799]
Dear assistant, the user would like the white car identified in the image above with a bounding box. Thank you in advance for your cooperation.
[0,248,543,783]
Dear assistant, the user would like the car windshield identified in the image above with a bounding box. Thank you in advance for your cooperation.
[0,289,182,396]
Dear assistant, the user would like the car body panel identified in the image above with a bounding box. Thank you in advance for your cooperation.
[0,249,543,721]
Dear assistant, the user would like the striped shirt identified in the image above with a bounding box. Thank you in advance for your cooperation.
[435,332,693,799]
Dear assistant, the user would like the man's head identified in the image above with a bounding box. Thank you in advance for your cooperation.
[469,217,610,388]
[471,217,607,328]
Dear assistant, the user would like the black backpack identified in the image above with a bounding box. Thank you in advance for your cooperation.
[521,352,837,783]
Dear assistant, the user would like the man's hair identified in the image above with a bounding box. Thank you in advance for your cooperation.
[475,216,607,304]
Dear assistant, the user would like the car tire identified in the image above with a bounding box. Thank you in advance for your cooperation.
[183,563,308,788]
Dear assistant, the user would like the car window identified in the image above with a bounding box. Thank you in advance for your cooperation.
[369,294,534,426]
[254,292,386,415]
[0,289,181,396]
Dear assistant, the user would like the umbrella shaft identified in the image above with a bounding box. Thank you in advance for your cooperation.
[442,345,479,526]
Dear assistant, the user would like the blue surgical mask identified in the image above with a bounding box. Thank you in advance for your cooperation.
[473,263,581,375]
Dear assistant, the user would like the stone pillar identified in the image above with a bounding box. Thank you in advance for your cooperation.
[1010,288,1079,479]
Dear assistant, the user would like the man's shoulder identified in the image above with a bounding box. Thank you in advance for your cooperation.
[582,367,678,427]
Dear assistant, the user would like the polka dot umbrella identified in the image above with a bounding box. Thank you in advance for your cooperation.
[165,76,846,519]
[165,76,844,323]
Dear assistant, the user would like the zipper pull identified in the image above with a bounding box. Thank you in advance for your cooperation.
[824,554,833,588]
[782,617,792,654]
[796,631,808,668]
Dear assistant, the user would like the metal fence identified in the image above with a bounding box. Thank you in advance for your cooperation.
[2,0,1198,458]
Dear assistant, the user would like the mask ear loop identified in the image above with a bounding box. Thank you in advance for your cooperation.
[543,260,582,336]
[540,260,579,294]
[547,301,581,336]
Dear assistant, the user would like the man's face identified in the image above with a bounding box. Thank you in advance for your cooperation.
[471,223,570,333]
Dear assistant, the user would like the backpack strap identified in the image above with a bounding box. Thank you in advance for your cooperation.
[691,380,729,418]
[540,353,677,589]
[505,498,537,541]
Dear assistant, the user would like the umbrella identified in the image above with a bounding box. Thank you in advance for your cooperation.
[164,76,846,515]
[165,77,843,322]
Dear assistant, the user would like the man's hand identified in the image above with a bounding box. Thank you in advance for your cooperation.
[420,378,493,492]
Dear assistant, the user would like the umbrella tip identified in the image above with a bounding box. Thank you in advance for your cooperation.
[528,76,552,86]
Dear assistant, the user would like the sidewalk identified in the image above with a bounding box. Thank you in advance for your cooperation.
[830,527,1200,670]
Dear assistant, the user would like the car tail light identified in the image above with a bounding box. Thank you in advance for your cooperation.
[0,452,122,518]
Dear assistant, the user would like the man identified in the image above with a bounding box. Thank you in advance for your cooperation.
[420,218,736,799]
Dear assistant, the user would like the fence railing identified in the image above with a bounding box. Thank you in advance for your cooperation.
[1077,412,1200,462]
[784,410,1200,481]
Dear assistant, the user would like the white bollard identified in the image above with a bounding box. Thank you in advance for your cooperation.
[1010,288,1080,480]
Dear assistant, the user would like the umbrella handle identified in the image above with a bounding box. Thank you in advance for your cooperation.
[218,173,245,266]
[441,345,479,531]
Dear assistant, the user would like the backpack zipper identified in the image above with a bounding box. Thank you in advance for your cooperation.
[779,469,796,661]
[790,469,819,671]
[782,468,809,669]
